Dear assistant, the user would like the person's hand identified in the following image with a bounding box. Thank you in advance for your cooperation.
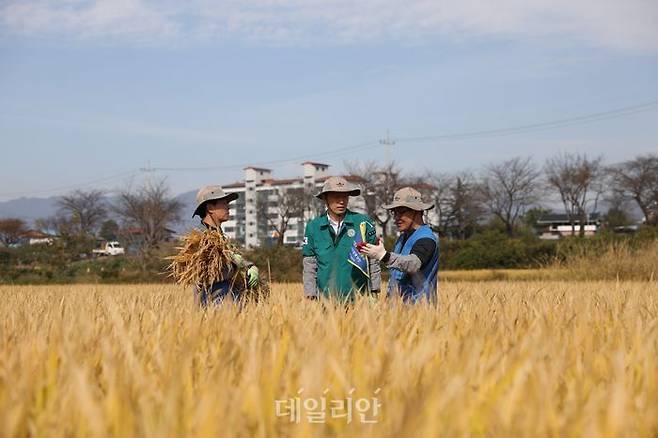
[247,265,260,287]
[359,239,386,261]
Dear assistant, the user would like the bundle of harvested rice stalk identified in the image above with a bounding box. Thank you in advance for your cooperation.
[167,228,269,301]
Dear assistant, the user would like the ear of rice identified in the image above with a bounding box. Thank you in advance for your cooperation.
[166,229,269,301]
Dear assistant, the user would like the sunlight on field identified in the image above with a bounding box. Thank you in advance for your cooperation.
[2,281,658,436]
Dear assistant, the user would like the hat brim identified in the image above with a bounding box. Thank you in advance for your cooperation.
[315,189,361,199]
[192,192,239,217]
[382,201,434,211]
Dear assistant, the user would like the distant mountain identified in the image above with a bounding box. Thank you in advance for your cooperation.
[0,196,61,226]
[176,189,198,232]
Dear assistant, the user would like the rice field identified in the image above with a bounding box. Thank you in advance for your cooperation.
[2,281,658,437]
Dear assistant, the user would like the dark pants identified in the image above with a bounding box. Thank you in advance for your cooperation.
[194,281,241,307]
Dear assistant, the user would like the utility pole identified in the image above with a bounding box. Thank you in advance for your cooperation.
[139,161,157,186]
[379,130,395,164]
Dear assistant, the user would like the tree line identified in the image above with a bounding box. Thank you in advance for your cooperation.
[347,152,657,239]
[0,152,656,254]
[0,181,184,269]
[0,152,656,283]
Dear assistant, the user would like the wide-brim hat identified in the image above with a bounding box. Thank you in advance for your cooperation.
[315,176,361,199]
[192,185,239,217]
[382,187,434,211]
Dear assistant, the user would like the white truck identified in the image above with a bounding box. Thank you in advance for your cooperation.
[93,241,125,256]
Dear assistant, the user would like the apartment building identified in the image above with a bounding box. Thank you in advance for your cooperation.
[221,162,367,248]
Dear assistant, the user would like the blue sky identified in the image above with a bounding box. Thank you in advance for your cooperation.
[1,0,657,201]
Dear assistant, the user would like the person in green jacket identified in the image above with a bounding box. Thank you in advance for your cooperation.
[302,176,381,301]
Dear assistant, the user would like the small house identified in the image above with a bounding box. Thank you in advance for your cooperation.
[19,230,56,245]
[536,213,601,239]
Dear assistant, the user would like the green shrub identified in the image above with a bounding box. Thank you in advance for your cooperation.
[244,245,302,283]
[441,230,557,270]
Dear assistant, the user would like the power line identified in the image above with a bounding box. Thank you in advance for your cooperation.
[149,99,658,172]
[3,98,657,198]
[396,100,658,143]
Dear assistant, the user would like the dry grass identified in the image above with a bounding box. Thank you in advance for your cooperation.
[442,240,658,282]
[554,240,658,282]
[440,269,549,282]
[2,281,658,437]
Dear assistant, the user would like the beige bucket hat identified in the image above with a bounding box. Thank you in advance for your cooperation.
[192,185,239,217]
[382,187,434,211]
[315,176,361,199]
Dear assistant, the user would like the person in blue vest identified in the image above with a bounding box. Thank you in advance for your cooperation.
[191,185,259,307]
[358,187,439,304]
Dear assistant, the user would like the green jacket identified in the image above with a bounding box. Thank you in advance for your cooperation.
[302,210,378,299]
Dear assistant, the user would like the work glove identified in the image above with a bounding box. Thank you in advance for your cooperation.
[247,265,260,287]
[230,252,246,268]
[359,239,387,261]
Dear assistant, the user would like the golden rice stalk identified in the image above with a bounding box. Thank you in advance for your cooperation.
[167,228,233,288]
[167,229,269,301]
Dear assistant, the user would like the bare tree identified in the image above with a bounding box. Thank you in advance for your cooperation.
[409,172,452,237]
[405,171,484,239]
[479,157,542,236]
[34,214,96,257]
[344,161,402,238]
[260,186,306,246]
[544,153,604,237]
[445,172,485,239]
[56,189,107,237]
[301,183,326,219]
[607,154,658,225]
[113,180,183,263]
[0,218,27,246]
[35,215,76,239]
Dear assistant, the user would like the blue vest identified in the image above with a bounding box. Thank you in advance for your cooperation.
[387,225,439,304]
